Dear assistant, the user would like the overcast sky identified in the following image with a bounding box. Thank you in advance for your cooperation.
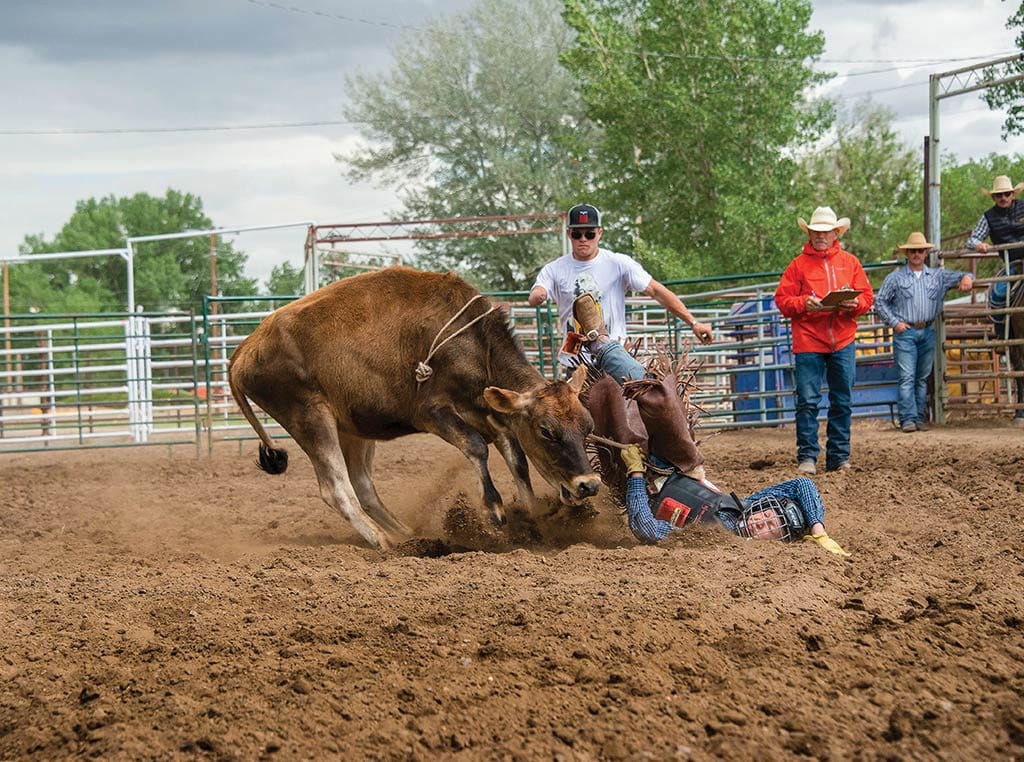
[1,0,1022,290]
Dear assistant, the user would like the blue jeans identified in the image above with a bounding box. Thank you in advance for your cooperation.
[794,343,856,470]
[593,341,647,384]
[893,326,935,426]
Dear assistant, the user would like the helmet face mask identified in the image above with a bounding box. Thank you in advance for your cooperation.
[736,495,806,541]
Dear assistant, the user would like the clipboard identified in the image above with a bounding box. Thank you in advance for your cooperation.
[819,288,862,307]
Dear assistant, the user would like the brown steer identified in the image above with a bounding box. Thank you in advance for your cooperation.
[227,266,601,550]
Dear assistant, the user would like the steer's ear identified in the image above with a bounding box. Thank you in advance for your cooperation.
[567,364,587,395]
[484,386,527,414]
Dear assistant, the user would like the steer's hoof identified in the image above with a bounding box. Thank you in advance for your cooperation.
[489,509,507,528]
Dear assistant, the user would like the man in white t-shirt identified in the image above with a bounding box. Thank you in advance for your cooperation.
[528,203,713,361]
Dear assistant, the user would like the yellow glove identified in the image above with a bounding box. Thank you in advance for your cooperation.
[804,532,851,557]
[620,444,645,474]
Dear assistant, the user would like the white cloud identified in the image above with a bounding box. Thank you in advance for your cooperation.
[811,0,1024,159]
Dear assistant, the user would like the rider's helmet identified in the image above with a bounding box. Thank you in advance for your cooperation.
[734,494,808,542]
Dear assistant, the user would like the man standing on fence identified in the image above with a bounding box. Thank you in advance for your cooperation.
[965,175,1024,337]
[774,207,873,475]
[875,232,973,433]
[528,203,713,366]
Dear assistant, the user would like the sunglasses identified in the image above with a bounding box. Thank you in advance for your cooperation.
[569,230,598,240]
[994,191,1014,198]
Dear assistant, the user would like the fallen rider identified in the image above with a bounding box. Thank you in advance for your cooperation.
[572,293,850,556]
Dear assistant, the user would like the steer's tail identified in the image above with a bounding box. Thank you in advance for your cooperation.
[227,360,289,475]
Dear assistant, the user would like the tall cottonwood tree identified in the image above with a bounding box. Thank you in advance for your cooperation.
[797,103,921,266]
[340,0,599,290]
[982,1,1024,139]
[561,0,832,277]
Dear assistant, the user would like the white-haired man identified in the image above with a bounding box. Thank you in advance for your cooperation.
[774,207,874,475]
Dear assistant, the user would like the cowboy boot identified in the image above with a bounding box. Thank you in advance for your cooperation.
[572,293,608,344]
[622,371,705,476]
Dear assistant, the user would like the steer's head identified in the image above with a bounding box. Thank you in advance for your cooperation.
[483,365,601,505]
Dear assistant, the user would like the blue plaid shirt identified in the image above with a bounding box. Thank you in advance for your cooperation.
[874,265,968,328]
[625,475,826,544]
[966,215,990,251]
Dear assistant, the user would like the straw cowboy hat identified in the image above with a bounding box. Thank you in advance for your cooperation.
[897,231,933,250]
[981,175,1024,198]
[798,206,851,235]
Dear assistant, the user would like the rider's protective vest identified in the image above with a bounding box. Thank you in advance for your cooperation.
[651,471,739,527]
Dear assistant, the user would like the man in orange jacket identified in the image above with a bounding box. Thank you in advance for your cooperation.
[774,207,874,474]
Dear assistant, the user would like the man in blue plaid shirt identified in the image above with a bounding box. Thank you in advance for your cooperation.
[572,294,849,556]
[874,232,973,433]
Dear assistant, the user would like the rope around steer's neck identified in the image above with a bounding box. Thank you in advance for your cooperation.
[415,294,497,386]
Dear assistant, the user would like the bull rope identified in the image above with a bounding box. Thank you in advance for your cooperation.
[415,294,497,386]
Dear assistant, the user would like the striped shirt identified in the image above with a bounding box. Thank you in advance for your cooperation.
[874,265,968,328]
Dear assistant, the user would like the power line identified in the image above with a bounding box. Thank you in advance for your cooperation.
[242,0,421,31]
[1,42,1016,136]
[248,0,1014,70]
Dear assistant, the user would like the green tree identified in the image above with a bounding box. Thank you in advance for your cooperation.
[797,102,921,265]
[340,0,599,290]
[18,190,256,312]
[264,261,304,296]
[934,153,1024,282]
[5,260,113,314]
[981,1,1024,139]
[561,0,832,277]
[939,154,1024,238]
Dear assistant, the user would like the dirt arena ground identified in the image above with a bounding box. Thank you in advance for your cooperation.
[2,419,1023,760]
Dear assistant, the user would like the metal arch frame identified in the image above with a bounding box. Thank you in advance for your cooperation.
[2,221,319,314]
[927,52,1024,424]
[307,212,569,292]
[3,213,571,312]
[1,248,132,310]
[128,220,317,312]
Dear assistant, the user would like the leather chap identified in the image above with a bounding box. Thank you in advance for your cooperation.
[622,371,705,475]
[584,376,647,489]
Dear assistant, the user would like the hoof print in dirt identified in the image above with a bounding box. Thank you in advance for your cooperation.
[883,708,915,742]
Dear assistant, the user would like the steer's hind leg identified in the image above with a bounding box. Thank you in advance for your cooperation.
[339,436,410,536]
[426,407,505,526]
[286,403,393,550]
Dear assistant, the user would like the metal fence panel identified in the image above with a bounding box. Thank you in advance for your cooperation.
[20,280,1009,455]
[0,312,201,453]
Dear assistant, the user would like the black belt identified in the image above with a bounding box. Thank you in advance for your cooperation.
[909,320,932,329]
